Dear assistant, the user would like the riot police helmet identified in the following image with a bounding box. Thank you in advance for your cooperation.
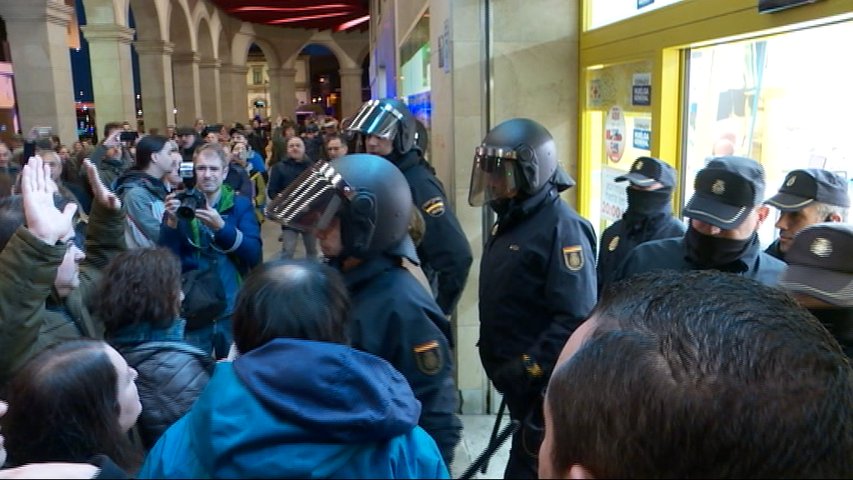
[346,98,418,154]
[265,154,413,258]
[469,118,574,207]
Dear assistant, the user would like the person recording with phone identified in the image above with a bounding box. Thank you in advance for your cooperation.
[78,122,132,192]
[159,143,262,359]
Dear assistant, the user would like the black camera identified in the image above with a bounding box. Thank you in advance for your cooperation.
[175,188,207,220]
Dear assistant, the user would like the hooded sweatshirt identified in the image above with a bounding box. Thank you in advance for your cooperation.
[138,338,449,479]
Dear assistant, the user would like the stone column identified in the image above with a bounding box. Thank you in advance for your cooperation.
[198,59,223,123]
[218,63,236,123]
[80,23,137,135]
[219,64,249,124]
[339,67,364,119]
[0,0,78,144]
[267,68,297,119]
[133,40,175,134]
[171,52,202,126]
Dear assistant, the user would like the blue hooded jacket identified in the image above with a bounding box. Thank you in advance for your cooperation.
[138,338,449,479]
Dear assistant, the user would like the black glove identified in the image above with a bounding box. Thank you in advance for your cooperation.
[491,355,537,394]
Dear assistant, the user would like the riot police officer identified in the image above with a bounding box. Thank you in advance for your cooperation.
[346,99,472,320]
[470,118,597,478]
[597,156,685,293]
[265,154,462,467]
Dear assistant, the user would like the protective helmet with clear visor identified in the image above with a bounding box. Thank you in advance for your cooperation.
[265,154,413,258]
[469,118,573,207]
[468,146,523,207]
[346,99,417,154]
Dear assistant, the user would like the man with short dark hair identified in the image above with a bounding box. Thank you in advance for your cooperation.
[778,222,853,358]
[324,133,348,160]
[765,168,849,261]
[175,126,203,165]
[539,269,853,479]
[615,156,784,285]
[302,122,323,162]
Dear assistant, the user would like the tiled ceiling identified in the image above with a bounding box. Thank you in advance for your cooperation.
[209,0,370,32]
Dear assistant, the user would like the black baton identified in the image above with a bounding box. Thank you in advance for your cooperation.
[458,419,520,480]
[480,397,507,474]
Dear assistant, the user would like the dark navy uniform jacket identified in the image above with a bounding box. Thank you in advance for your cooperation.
[395,150,473,316]
[478,185,598,386]
[597,212,685,292]
[343,253,462,465]
[614,235,785,286]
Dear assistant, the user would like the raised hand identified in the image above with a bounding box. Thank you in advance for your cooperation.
[83,158,121,210]
[20,155,76,245]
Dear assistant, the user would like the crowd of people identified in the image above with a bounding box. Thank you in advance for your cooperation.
[0,98,849,479]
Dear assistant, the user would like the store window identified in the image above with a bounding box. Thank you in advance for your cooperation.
[399,11,431,134]
[683,21,853,245]
[586,59,655,235]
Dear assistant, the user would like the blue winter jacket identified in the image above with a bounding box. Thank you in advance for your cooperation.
[138,338,449,479]
[159,185,262,317]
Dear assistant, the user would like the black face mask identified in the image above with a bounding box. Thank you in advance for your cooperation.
[808,308,853,346]
[626,186,672,217]
[684,225,753,271]
[489,198,511,216]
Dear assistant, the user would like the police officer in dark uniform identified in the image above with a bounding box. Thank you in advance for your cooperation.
[764,168,849,261]
[779,222,853,358]
[614,156,785,285]
[346,99,472,319]
[470,118,597,478]
[597,156,685,293]
[265,154,462,467]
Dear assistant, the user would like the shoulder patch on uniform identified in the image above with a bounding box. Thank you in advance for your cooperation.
[421,196,446,217]
[413,340,442,375]
[562,245,584,271]
[608,235,620,252]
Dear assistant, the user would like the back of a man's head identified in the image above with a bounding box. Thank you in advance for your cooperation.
[545,270,852,479]
[232,259,351,354]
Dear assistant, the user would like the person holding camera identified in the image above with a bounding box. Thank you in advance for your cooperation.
[79,123,132,192]
[159,143,262,359]
[113,136,179,249]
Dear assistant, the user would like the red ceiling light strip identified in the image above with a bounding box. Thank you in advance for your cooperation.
[230,5,354,13]
[268,12,351,24]
[334,14,369,32]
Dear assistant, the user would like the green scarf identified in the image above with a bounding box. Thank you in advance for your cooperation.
[189,184,236,255]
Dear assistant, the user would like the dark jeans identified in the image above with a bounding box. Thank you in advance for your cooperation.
[184,317,232,359]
